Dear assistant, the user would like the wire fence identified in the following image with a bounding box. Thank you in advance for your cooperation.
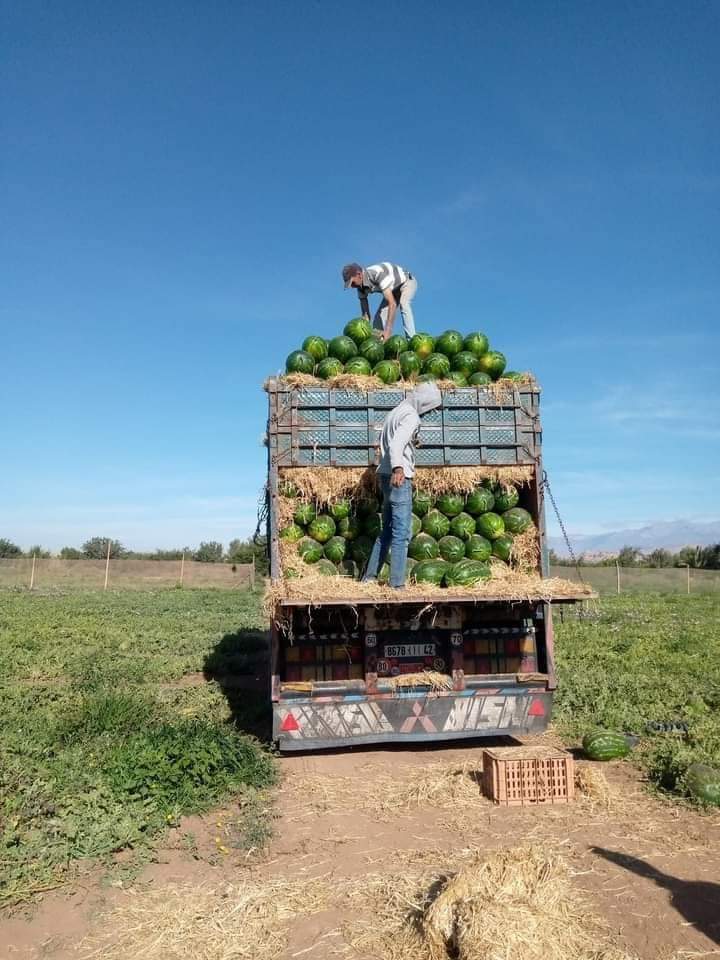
[550,564,720,595]
[0,557,256,591]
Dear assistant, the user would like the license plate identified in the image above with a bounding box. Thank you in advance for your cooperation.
[384,643,436,658]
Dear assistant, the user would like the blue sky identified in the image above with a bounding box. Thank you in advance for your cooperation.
[2,0,718,551]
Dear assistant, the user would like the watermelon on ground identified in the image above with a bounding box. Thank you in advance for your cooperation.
[449,512,476,541]
[308,515,336,543]
[465,534,492,562]
[338,516,361,540]
[293,502,316,526]
[411,513,422,537]
[582,730,631,761]
[452,351,480,378]
[423,353,451,378]
[492,534,514,562]
[350,536,374,564]
[384,334,408,359]
[436,493,465,517]
[446,371,468,386]
[328,335,358,363]
[463,332,490,357]
[435,330,464,358]
[477,350,507,379]
[344,317,373,345]
[493,485,520,512]
[324,536,347,564]
[316,358,344,379]
[468,372,492,386]
[412,490,434,517]
[359,338,385,365]
[475,512,505,540]
[685,764,720,806]
[422,509,450,539]
[285,350,315,374]
[344,356,373,376]
[444,559,491,586]
[438,535,466,563]
[279,523,304,542]
[465,487,495,515]
[302,336,328,361]
[357,496,380,517]
[298,537,323,563]
[408,333,435,360]
[412,559,448,585]
[374,360,401,384]
[316,558,338,576]
[502,507,532,534]
[362,513,382,539]
[408,533,440,561]
[329,499,351,520]
[399,350,422,379]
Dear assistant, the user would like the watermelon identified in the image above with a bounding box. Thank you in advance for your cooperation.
[284,567,300,579]
[463,332,490,357]
[449,512,476,541]
[285,350,315,374]
[328,335,358,362]
[477,350,506,380]
[357,496,380,518]
[502,370,526,382]
[302,336,328,361]
[344,356,373,376]
[298,537,323,563]
[412,490,434,517]
[475,512,505,540]
[582,730,631,761]
[359,338,385,365]
[279,523,304,542]
[350,536,373,564]
[436,492,465,517]
[374,359,401,384]
[408,533,440,561]
[338,516,361,540]
[344,317,373,345]
[384,334,408,359]
[502,507,532,534]
[492,534,514,562]
[423,353,451,378]
[468,372,492,386]
[316,357,344,379]
[409,333,435,360]
[323,536,347,564]
[362,513,382,539]
[340,558,360,578]
[465,534,492,562]
[493,485,519,511]
[405,557,417,581]
[293,502,316,526]
[279,480,298,498]
[412,559,448,585]
[438,535,466,563]
[447,371,468,386]
[316,558,338,576]
[452,351,480,378]
[411,513,422,537]
[308,515,336,543]
[435,330,464,358]
[398,350,422,379]
[329,499,351,520]
[444,558,491,586]
[465,487,495,515]
[685,763,720,806]
[422,509,450,539]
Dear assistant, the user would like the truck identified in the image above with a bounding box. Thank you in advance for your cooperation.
[264,376,588,751]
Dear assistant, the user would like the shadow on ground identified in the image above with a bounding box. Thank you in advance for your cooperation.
[592,847,720,946]
[203,629,272,743]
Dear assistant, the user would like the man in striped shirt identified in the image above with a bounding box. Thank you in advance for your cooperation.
[342,261,417,340]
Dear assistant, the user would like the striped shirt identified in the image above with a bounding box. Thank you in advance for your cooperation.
[359,262,410,297]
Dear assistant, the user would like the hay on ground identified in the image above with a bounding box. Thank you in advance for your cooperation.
[575,764,616,810]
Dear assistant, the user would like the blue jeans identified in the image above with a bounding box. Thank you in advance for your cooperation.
[363,475,413,588]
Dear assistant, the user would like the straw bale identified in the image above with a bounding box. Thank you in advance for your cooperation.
[388,670,453,692]
[575,764,616,811]
[277,466,376,504]
[413,465,534,495]
[270,372,538,394]
[510,523,541,572]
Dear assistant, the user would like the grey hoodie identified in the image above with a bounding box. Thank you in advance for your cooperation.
[377,382,442,478]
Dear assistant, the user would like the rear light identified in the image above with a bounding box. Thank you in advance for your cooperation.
[528,698,546,717]
[280,712,300,732]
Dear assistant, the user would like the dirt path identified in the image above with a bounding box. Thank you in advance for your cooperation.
[3,737,720,960]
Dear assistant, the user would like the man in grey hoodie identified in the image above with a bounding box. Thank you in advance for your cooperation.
[363,381,442,589]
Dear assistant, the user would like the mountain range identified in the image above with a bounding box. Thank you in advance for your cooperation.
[548,520,720,557]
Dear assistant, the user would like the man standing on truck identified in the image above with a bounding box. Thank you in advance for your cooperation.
[341,261,417,340]
[363,381,442,589]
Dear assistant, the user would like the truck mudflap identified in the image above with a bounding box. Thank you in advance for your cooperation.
[274,688,552,751]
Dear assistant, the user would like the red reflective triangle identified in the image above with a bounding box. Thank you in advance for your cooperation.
[528,698,546,717]
[280,711,300,732]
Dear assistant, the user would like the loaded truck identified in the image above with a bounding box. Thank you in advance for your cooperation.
[264,376,587,751]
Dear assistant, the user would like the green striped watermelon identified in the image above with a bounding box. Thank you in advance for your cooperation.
[279,523,304,542]
[408,333,435,360]
[465,534,492,562]
[436,493,465,517]
[384,334,408,359]
[452,351,480,378]
[302,336,329,361]
[444,559,491,586]
[328,335,358,362]
[502,507,532,534]
[344,356,373,376]
[362,513,382,539]
[323,536,347,564]
[329,499,351,520]
[422,509,450,539]
[316,357,344,379]
[357,496,380,518]
[408,533,440,561]
[411,513,422,537]
[423,353,451,378]
[338,516,361,540]
[449,512,476,541]
[359,338,385,365]
[447,371,468,386]
[374,359,401,384]
[468,372,492,386]
[316,558,338,576]
[412,559,448,585]
[475,512,505,540]
[465,487,495,515]
[582,730,630,761]
[492,534,514,562]
[350,536,373,564]
[477,350,506,379]
[412,490,434,517]
[438,535,466,563]
[685,764,720,806]
[293,503,316,526]
[286,350,315,374]
[435,330,464,358]
[308,515,336,543]
[279,480,298,498]
[344,317,373,345]
[463,332,489,357]
[399,350,422,379]
[298,537,323,563]
[493,485,519,511]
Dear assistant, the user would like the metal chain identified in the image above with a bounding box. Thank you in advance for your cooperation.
[253,484,269,545]
[540,470,585,584]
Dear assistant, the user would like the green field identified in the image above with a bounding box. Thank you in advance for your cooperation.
[1,589,718,906]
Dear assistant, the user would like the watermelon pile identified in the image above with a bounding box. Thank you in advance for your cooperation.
[284,320,529,385]
[279,480,534,586]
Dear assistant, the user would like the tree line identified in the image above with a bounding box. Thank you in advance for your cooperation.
[0,536,269,574]
[549,543,720,569]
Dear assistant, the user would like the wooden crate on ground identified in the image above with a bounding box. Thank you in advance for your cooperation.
[482,745,575,806]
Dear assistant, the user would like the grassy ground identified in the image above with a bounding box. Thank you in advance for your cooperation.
[0,589,275,906]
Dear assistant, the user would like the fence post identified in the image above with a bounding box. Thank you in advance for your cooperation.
[29,553,37,590]
[180,551,185,588]
[686,563,691,595]
[615,560,621,594]
[104,539,111,591]
[249,559,256,589]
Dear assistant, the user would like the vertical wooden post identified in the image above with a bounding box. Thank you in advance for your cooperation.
[615,560,621,595]
[29,553,37,590]
[249,559,256,589]
[686,564,691,595]
[179,551,185,588]
[104,539,111,591]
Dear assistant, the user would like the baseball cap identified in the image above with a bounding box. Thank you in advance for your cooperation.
[342,263,363,287]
